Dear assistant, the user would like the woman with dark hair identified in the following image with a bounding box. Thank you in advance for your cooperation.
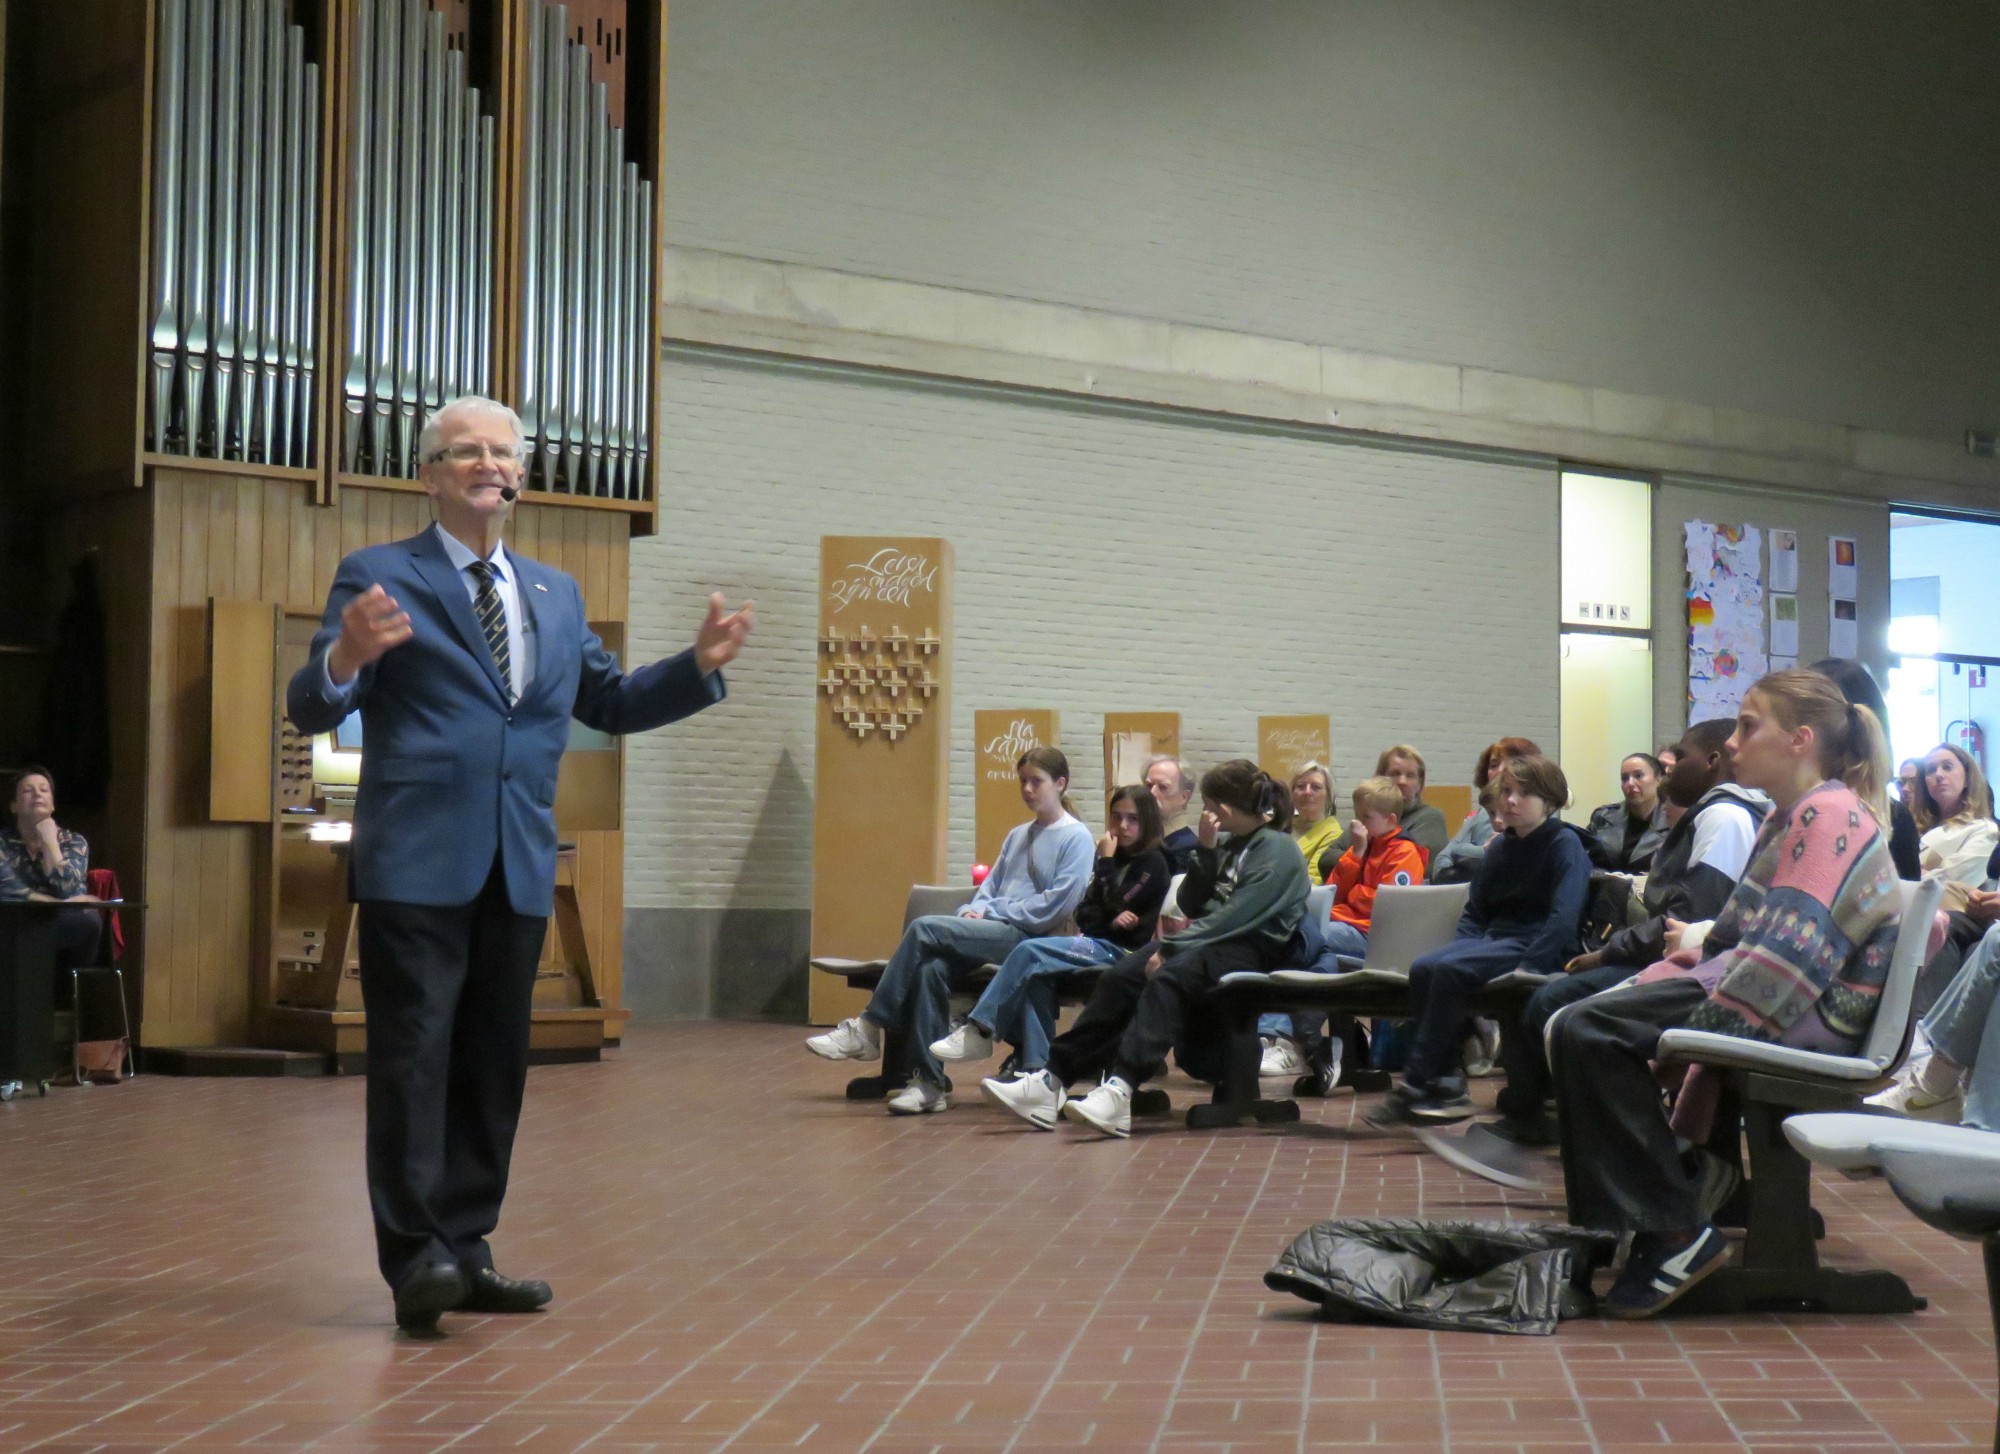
[1586,753,1670,873]
[1430,737,1540,885]
[933,785,1171,1078]
[983,759,1311,1138]
[805,746,1094,1115]
[0,766,104,972]
[1811,657,1921,880]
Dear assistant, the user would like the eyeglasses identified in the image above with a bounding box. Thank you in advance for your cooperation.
[426,442,521,465]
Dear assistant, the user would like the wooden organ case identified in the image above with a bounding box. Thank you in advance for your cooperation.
[10,0,666,1060]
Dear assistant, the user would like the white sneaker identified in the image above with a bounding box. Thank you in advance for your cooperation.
[1864,1076,1963,1123]
[930,1023,994,1063]
[1463,1018,1502,1079]
[806,1017,881,1062]
[1260,1037,1306,1077]
[886,1080,948,1115]
[981,1069,1066,1129]
[1063,1076,1133,1138]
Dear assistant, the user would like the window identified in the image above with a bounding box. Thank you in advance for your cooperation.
[1887,512,2000,778]
[1560,471,1654,813]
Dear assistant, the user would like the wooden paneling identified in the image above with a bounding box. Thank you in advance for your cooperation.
[208,600,278,821]
[127,469,633,1047]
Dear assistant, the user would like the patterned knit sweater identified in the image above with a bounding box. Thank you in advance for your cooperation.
[1683,780,1903,1051]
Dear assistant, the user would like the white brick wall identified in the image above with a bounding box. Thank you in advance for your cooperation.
[628,352,1557,912]
[665,1,2000,445]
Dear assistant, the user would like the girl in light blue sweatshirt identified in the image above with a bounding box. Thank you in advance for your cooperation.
[805,746,1094,1115]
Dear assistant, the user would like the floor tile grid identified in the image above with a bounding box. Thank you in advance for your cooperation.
[0,1023,1996,1454]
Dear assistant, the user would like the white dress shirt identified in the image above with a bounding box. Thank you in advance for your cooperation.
[322,523,535,701]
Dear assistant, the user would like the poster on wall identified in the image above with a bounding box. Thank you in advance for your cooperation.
[1770,593,1800,658]
[1686,521,1768,726]
[1829,537,1859,598]
[1770,529,1799,592]
[1829,596,1859,659]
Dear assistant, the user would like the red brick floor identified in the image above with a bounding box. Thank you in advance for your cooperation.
[0,1021,1994,1453]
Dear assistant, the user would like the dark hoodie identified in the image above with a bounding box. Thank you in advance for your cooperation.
[1598,781,1771,967]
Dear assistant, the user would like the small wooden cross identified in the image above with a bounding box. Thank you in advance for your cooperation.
[880,713,909,741]
[855,625,876,651]
[908,666,938,698]
[818,628,846,654]
[882,624,910,654]
[915,628,941,655]
[818,669,844,695]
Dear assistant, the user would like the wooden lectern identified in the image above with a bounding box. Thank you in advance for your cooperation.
[809,538,954,1024]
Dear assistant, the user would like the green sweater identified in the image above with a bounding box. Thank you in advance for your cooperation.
[1166,827,1310,955]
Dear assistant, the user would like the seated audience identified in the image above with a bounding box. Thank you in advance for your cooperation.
[931,786,1170,1079]
[0,766,104,971]
[982,760,1310,1138]
[1813,657,1921,880]
[1909,743,1998,911]
[1260,777,1430,1080]
[1586,753,1669,873]
[1430,737,1540,885]
[805,747,1093,1114]
[1145,756,1200,874]
[1419,718,1770,1181]
[1365,753,1593,1128]
[1548,669,1902,1318]
[1288,762,1342,884]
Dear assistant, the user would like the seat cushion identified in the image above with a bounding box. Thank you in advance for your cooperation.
[1657,1028,1885,1082]
[1782,1112,1998,1171]
[808,957,888,975]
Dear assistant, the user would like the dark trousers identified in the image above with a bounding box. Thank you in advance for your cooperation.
[1046,935,1280,1088]
[357,854,547,1292]
[1551,977,1711,1233]
[1494,961,1635,1122]
[1402,934,1530,1090]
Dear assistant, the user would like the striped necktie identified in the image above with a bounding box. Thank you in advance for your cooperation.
[468,560,513,699]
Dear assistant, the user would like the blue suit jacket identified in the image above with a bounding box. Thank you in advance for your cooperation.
[286,529,722,916]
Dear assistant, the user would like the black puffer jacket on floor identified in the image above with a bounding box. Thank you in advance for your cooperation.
[1266,1218,1615,1335]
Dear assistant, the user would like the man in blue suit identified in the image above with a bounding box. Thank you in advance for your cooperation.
[287,396,752,1333]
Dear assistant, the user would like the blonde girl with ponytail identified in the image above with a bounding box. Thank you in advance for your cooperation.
[1544,668,1906,1319]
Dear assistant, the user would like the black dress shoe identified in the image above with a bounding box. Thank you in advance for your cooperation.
[394,1262,468,1333]
[458,1267,553,1314]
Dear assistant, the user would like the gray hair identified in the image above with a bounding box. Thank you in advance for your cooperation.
[417,395,526,465]
[1146,755,1195,795]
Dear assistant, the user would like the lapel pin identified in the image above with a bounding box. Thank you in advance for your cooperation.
[533,582,548,592]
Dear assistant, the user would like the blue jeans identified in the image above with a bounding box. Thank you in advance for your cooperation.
[1402,934,1531,1092]
[1922,922,2000,1130]
[1259,919,1371,1042]
[864,914,1027,1088]
[967,935,1121,1071]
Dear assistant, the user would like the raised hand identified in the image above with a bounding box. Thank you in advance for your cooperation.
[328,584,413,684]
[695,593,756,676]
[1097,830,1119,859]
[1196,810,1221,848]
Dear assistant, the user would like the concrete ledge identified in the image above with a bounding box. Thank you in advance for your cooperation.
[663,246,2000,509]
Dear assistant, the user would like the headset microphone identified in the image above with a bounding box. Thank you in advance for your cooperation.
[499,484,519,502]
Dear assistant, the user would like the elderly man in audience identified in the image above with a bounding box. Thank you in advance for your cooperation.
[1145,756,1200,874]
[0,766,104,971]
